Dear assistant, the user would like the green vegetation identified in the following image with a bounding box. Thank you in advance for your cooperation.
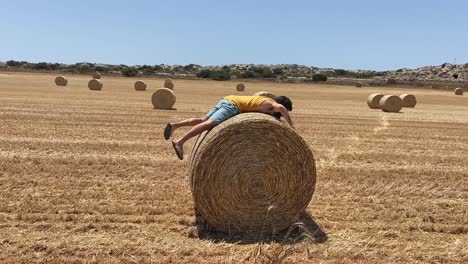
[122,67,138,77]
[196,69,231,81]
[312,73,328,82]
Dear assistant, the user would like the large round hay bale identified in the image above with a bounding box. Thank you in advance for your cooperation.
[189,113,316,233]
[164,78,174,90]
[399,94,417,107]
[88,79,103,90]
[151,88,176,109]
[55,76,68,86]
[454,87,464,95]
[367,93,384,109]
[92,72,102,79]
[379,95,402,113]
[253,91,277,99]
[236,83,245,92]
[134,80,147,91]
[355,82,363,88]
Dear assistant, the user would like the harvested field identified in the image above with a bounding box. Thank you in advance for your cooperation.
[0,72,467,263]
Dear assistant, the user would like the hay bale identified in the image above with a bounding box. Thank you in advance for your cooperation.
[92,72,102,79]
[355,82,363,88]
[134,80,147,91]
[55,76,68,86]
[151,88,176,109]
[399,94,417,107]
[454,87,464,95]
[236,83,245,92]
[88,79,103,90]
[379,95,402,113]
[189,113,316,233]
[367,93,384,109]
[164,78,174,90]
[253,91,277,99]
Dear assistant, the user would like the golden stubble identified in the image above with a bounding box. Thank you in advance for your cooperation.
[0,72,467,263]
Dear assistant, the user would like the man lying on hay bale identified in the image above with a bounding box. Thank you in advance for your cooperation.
[164,95,299,160]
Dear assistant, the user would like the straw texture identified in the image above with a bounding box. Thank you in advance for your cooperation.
[88,79,103,90]
[92,72,102,79]
[236,83,245,92]
[454,88,464,95]
[399,94,417,107]
[55,76,68,86]
[367,93,384,109]
[253,91,277,99]
[379,95,402,112]
[189,113,316,233]
[151,88,176,109]
[134,80,147,91]
[164,78,174,90]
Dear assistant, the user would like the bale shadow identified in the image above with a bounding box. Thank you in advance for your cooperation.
[190,211,327,245]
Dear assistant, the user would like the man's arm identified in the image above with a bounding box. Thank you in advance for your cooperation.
[272,103,296,129]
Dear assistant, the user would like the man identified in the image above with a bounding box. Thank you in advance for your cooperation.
[164,95,298,160]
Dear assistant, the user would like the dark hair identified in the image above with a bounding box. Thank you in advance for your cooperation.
[272,96,292,119]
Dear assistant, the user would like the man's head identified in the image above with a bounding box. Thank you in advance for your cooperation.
[272,96,292,119]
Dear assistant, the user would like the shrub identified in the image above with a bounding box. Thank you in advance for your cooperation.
[334,69,349,76]
[6,60,27,67]
[252,66,275,78]
[94,65,107,72]
[196,69,212,78]
[273,67,284,75]
[312,74,327,82]
[210,70,231,81]
[387,78,397,85]
[240,71,255,78]
[122,67,138,77]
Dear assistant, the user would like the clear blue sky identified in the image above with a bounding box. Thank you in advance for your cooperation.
[1,0,467,70]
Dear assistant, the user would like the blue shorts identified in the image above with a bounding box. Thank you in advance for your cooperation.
[207,99,239,124]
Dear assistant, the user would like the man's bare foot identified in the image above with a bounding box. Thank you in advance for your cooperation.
[172,140,184,160]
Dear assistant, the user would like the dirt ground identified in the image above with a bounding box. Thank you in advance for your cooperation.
[0,72,467,263]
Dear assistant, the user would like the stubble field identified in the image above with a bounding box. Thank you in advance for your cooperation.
[0,72,467,263]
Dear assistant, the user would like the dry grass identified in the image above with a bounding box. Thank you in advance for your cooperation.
[151,88,176,109]
[134,80,147,91]
[88,79,103,90]
[236,83,245,91]
[190,113,316,233]
[54,76,68,86]
[454,87,464,96]
[92,72,102,79]
[379,95,403,113]
[0,72,467,263]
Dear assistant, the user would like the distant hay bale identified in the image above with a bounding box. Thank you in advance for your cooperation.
[399,94,417,107]
[151,88,176,109]
[454,87,464,95]
[355,82,363,88]
[367,93,384,109]
[92,72,102,79]
[55,76,68,86]
[134,80,147,91]
[253,91,277,99]
[164,78,174,90]
[236,83,245,92]
[189,113,316,233]
[379,95,402,113]
[88,79,103,90]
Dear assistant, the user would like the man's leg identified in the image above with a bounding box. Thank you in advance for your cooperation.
[172,119,216,159]
[170,116,208,133]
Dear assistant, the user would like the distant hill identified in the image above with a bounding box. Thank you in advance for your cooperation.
[1,60,466,89]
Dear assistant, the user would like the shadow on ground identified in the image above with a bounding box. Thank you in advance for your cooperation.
[189,211,327,245]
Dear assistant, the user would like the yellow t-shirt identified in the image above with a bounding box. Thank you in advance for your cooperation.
[224,95,273,113]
